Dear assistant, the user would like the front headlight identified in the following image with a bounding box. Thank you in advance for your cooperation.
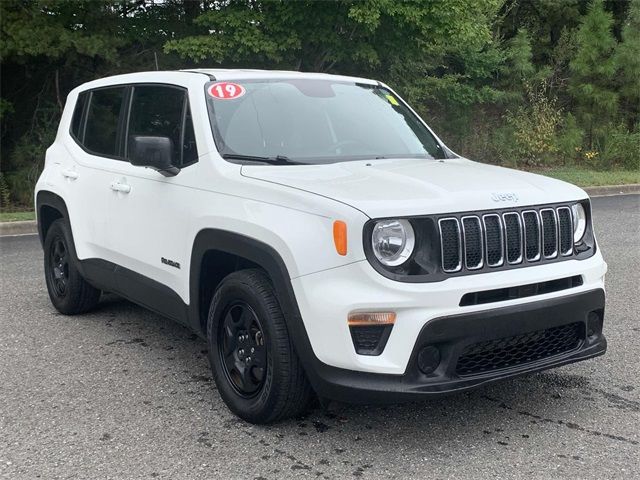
[571,203,587,243]
[371,219,415,266]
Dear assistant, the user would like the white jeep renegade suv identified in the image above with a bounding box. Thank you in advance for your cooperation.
[35,69,607,423]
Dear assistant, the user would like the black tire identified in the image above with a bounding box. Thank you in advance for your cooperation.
[43,218,101,314]
[207,269,312,423]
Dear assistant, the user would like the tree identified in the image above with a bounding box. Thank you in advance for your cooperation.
[615,0,640,131]
[568,0,619,149]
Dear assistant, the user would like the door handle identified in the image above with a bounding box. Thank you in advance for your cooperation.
[110,181,131,194]
[62,169,79,180]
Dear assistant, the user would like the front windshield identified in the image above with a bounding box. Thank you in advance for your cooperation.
[206,79,447,164]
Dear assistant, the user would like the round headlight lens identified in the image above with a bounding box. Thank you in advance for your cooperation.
[371,219,415,266]
[571,203,586,243]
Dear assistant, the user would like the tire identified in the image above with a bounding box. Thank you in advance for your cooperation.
[207,269,312,423]
[43,218,101,315]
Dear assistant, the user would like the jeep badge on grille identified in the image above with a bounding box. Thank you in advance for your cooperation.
[491,192,519,202]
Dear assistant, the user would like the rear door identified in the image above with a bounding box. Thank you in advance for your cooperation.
[64,86,128,263]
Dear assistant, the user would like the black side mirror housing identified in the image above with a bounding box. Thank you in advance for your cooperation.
[129,136,179,177]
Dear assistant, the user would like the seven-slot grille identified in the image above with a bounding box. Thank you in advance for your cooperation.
[438,206,574,274]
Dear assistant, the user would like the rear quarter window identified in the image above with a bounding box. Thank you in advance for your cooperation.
[70,92,88,140]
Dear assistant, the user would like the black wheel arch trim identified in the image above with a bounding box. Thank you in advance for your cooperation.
[35,191,89,281]
[36,191,71,247]
[188,229,335,392]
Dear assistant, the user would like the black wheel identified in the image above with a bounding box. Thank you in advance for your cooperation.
[207,269,312,423]
[44,218,100,314]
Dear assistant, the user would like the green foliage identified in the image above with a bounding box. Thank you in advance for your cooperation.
[501,29,535,92]
[601,125,640,170]
[0,0,124,61]
[1,0,639,207]
[615,0,640,130]
[495,82,562,167]
[4,104,58,206]
[0,172,11,209]
[556,113,585,162]
[569,0,619,148]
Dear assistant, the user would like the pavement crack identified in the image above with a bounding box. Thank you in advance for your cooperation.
[482,395,638,446]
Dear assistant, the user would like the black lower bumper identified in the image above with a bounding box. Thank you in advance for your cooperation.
[304,289,606,403]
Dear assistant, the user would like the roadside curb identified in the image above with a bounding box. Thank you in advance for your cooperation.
[0,220,37,237]
[583,184,640,197]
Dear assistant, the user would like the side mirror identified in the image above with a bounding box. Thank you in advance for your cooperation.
[128,135,179,177]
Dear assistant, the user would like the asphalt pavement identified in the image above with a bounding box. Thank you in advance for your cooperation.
[1,194,638,479]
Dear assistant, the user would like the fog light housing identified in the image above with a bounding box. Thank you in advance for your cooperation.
[348,312,395,356]
[587,309,604,337]
[417,346,441,375]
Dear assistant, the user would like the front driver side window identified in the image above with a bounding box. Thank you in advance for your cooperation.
[127,85,199,167]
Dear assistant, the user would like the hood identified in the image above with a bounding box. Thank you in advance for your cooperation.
[241,158,587,218]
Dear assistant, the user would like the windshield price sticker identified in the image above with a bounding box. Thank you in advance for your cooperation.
[208,82,246,100]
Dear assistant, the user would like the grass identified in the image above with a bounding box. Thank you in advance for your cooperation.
[0,210,35,222]
[531,167,640,187]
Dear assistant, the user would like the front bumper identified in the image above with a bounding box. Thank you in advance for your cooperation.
[303,289,606,403]
[292,252,606,374]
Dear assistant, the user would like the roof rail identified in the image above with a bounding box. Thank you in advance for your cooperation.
[180,70,216,81]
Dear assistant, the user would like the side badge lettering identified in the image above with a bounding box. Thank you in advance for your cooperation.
[161,257,181,269]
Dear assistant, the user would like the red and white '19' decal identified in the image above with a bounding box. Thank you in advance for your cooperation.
[208,82,246,100]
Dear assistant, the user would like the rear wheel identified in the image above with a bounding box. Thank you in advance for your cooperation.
[44,219,100,314]
[207,269,312,423]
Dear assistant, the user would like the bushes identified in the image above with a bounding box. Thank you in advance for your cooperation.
[2,105,58,208]
[0,173,11,210]
[496,83,562,167]
[601,126,640,170]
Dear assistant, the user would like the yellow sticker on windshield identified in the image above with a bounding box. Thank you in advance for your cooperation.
[385,94,399,106]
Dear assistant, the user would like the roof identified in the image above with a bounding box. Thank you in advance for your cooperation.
[71,69,378,95]
[184,68,378,85]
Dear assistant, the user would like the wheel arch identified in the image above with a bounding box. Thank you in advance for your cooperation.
[36,191,70,247]
[189,228,328,393]
[189,229,299,335]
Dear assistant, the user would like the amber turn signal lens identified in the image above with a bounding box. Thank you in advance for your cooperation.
[348,312,396,326]
[333,220,348,256]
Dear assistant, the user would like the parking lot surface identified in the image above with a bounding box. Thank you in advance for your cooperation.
[1,194,638,479]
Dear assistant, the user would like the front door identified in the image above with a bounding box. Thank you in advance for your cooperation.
[105,84,200,318]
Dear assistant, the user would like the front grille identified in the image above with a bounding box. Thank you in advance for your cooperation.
[541,209,558,258]
[439,218,462,272]
[483,214,503,267]
[557,207,573,255]
[438,205,574,274]
[455,322,583,376]
[522,211,541,261]
[503,213,523,264]
[462,216,483,269]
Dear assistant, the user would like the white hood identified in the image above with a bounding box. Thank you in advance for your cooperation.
[241,158,587,218]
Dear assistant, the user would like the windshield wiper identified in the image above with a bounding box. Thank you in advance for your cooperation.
[221,153,302,165]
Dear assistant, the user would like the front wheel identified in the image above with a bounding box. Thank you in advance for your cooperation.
[207,269,312,423]
[43,218,100,314]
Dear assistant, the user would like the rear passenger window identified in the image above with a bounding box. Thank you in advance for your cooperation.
[71,92,88,140]
[84,87,125,157]
[127,85,198,167]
